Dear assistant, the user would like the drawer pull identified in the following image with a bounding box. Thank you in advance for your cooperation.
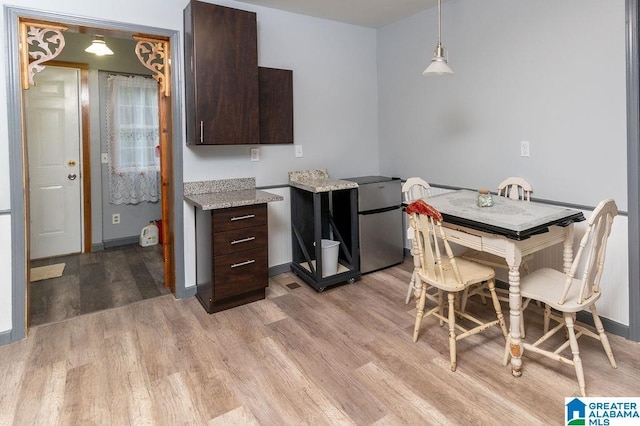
[199,121,203,143]
[231,236,256,245]
[230,214,255,221]
[231,259,255,268]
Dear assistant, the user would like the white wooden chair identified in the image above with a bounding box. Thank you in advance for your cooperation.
[497,176,533,201]
[402,178,432,304]
[408,200,508,371]
[460,177,534,333]
[503,199,618,396]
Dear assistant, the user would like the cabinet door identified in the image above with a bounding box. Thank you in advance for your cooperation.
[259,67,294,144]
[184,1,259,145]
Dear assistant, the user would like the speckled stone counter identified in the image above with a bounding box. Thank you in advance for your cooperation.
[184,177,283,210]
[288,169,358,193]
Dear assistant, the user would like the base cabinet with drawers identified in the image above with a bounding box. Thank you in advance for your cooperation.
[196,204,269,313]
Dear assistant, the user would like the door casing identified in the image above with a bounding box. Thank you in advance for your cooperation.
[4,6,185,343]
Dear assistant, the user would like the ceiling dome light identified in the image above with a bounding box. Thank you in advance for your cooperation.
[85,35,114,56]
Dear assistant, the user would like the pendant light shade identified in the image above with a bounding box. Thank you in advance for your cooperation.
[423,0,453,76]
[85,35,114,56]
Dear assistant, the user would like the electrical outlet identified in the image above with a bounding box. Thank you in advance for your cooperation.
[520,141,530,157]
[294,145,303,158]
[112,213,120,224]
[250,147,259,162]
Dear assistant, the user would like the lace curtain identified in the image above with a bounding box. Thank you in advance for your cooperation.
[106,74,160,205]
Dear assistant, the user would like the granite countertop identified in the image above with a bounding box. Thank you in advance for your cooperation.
[288,169,358,193]
[183,177,283,210]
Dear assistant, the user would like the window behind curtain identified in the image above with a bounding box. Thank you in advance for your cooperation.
[106,74,159,205]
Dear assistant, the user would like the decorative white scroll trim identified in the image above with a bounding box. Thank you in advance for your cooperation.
[133,36,171,97]
[19,21,67,89]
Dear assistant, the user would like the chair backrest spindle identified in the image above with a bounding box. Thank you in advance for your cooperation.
[408,200,463,287]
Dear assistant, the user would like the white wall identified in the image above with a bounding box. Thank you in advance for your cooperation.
[380,0,629,324]
[378,0,627,210]
[0,215,11,332]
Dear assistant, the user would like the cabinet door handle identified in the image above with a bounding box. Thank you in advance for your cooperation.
[199,121,203,143]
[231,259,255,268]
[230,214,255,221]
[231,236,255,245]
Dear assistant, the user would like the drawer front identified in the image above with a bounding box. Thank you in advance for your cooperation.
[212,204,267,233]
[213,247,268,300]
[213,225,267,255]
[445,226,483,251]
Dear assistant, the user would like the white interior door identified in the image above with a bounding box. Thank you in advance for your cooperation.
[26,66,82,259]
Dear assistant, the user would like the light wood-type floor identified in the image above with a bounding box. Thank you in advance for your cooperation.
[1,261,638,425]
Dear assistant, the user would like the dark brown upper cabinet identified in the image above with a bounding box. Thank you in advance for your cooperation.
[184,1,259,145]
[259,67,294,144]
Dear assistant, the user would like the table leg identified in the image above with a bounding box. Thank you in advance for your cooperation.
[506,245,523,377]
[563,224,575,274]
[508,266,523,376]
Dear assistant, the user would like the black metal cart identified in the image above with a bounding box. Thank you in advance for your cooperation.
[289,181,361,292]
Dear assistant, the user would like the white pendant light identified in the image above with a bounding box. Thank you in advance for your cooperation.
[85,35,114,56]
[423,0,453,76]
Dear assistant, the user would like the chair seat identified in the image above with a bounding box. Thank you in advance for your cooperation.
[419,257,495,292]
[520,268,602,313]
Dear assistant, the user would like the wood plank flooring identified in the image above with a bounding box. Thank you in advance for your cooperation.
[2,261,639,425]
[29,244,168,326]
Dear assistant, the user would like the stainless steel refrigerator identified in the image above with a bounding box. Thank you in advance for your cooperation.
[343,176,404,274]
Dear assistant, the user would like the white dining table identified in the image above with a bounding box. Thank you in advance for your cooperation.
[419,189,585,376]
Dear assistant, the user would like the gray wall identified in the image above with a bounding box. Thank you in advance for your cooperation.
[377,0,627,210]
[56,33,160,246]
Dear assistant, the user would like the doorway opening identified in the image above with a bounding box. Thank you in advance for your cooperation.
[5,6,185,341]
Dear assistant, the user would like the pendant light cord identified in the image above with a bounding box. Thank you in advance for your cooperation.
[437,0,442,46]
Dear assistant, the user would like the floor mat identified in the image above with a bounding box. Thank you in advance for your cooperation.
[30,263,66,282]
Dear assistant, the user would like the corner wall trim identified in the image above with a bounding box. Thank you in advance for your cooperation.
[269,263,292,277]
[183,285,197,298]
[0,329,12,345]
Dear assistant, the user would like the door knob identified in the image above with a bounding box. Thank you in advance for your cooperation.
[68,173,77,180]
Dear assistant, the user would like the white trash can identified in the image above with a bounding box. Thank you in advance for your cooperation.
[321,239,340,276]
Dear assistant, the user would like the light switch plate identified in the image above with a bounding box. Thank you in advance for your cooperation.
[520,141,530,157]
[250,147,259,162]
[101,153,109,163]
[294,145,303,158]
